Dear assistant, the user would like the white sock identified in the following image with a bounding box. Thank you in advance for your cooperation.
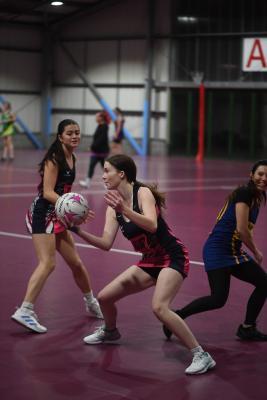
[191,345,204,355]
[21,301,34,311]
[84,291,95,303]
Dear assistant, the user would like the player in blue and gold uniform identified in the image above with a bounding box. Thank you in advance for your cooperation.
[163,159,267,341]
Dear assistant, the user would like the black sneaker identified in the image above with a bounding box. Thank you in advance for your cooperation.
[162,310,183,340]
[236,324,267,341]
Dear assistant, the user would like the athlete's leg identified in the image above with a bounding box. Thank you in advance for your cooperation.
[24,233,56,303]
[2,137,8,159]
[154,268,216,374]
[153,268,199,349]
[83,266,155,344]
[11,234,56,332]
[179,267,231,319]
[88,155,99,179]
[56,230,92,293]
[97,265,154,329]
[162,267,231,339]
[231,260,267,324]
[56,230,103,318]
[6,135,14,159]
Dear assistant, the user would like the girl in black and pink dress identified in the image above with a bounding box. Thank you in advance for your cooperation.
[73,154,216,375]
[11,119,103,334]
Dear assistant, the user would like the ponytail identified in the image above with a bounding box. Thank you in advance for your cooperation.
[135,180,166,209]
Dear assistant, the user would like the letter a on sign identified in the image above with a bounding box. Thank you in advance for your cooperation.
[243,38,267,71]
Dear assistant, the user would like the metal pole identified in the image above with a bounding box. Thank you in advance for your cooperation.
[142,0,155,156]
[41,30,53,147]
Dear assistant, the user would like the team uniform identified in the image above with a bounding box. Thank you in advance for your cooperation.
[163,184,267,342]
[116,182,189,279]
[203,186,259,271]
[26,156,75,234]
[0,110,15,138]
[1,111,15,137]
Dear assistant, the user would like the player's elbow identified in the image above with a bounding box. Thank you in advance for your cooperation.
[43,190,53,202]
[101,239,113,251]
[102,244,112,251]
[236,226,249,239]
[148,221,157,234]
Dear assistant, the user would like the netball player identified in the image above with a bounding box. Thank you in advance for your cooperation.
[11,119,103,334]
[72,154,216,375]
[163,160,267,341]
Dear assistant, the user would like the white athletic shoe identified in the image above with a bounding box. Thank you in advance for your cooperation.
[185,352,216,375]
[83,325,121,344]
[79,178,90,188]
[84,297,104,319]
[11,307,47,334]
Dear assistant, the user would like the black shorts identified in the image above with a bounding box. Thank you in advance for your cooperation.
[26,196,65,234]
[140,264,187,280]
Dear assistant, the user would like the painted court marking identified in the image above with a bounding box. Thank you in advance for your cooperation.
[0,230,204,266]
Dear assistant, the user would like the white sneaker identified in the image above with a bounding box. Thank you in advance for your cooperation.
[79,178,90,188]
[84,297,104,319]
[185,352,216,375]
[83,325,121,344]
[11,307,47,333]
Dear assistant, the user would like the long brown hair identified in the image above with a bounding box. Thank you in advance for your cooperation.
[38,119,78,175]
[106,154,166,209]
[228,159,267,207]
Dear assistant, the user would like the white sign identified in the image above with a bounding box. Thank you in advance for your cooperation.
[242,38,267,71]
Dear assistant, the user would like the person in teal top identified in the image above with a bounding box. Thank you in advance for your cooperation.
[0,101,16,161]
[163,159,267,342]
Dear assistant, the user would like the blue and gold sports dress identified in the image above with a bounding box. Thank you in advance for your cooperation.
[203,186,259,271]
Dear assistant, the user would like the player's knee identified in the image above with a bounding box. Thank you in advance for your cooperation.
[68,257,83,272]
[212,295,227,309]
[97,290,110,306]
[43,259,56,273]
[152,301,167,319]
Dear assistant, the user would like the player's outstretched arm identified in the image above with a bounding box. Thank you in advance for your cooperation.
[71,206,119,251]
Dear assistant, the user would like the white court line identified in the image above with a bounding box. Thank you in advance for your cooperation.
[144,177,246,183]
[161,185,235,192]
[0,176,246,188]
[0,230,204,266]
[0,190,105,198]
[0,185,236,198]
[0,183,38,188]
[0,166,37,173]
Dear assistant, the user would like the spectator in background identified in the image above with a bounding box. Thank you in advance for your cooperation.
[0,101,16,161]
[110,107,125,155]
[79,111,110,188]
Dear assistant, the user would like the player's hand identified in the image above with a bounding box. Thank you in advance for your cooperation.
[104,191,123,212]
[67,210,95,233]
[77,209,95,224]
[85,209,95,222]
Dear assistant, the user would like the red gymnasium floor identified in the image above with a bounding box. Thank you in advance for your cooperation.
[0,150,266,400]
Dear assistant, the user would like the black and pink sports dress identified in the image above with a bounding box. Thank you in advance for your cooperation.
[26,156,75,234]
[116,182,189,279]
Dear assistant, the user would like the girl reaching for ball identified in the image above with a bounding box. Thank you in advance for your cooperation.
[71,154,216,375]
[11,119,103,334]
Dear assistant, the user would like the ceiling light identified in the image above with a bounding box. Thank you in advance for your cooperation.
[177,16,197,23]
[51,1,64,6]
